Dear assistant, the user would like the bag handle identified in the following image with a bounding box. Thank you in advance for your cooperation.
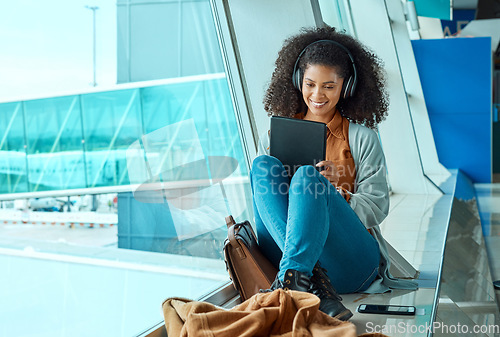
[225,215,246,259]
[226,215,258,241]
[225,215,236,228]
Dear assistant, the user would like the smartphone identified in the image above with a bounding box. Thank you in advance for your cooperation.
[357,304,416,316]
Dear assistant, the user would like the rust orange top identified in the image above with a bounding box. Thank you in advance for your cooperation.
[294,111,356,201]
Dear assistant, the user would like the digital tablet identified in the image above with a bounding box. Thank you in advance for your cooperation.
[269,116,327,176]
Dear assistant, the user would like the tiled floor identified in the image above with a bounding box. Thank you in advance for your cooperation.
[342,191,453,336]
[343,289,436,336]
[345,182,500,337]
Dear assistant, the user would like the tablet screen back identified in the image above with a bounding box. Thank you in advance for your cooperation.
[269,116,326,176]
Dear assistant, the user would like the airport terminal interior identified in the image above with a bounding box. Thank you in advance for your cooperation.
[0,0,499,336]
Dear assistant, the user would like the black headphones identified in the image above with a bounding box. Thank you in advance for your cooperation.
[292,39,357,99]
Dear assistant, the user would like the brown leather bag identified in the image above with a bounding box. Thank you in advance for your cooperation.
[223,215,278,301]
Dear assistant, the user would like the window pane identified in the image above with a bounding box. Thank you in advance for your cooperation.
[23,96,85,191]
[81,89,143,187]
[125,76,252,256]
[0,102,28,193]
[181,1,224,76]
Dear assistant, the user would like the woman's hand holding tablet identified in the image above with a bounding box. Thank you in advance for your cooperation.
[316,160,339,186]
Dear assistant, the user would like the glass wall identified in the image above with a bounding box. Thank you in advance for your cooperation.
[116,0,224,82]
[0,75,252,336]
[0,76,247,193]
[0,103,28,194]
[0,1,252,336]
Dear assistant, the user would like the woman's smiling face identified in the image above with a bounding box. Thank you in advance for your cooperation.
[301,64,344,123]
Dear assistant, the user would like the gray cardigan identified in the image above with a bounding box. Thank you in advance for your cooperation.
[257,123,418,293]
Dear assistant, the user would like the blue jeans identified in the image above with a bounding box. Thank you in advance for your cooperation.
[250,155,380,294]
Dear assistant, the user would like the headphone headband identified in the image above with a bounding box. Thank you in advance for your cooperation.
[292,39,357,99]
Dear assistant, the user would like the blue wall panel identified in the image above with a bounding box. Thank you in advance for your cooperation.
[412,37,492,183]
[413,0,451,20]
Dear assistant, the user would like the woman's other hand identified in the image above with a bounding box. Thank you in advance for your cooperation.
[316,160,339,186]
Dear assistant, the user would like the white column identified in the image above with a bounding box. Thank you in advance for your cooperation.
[349,0,442,194]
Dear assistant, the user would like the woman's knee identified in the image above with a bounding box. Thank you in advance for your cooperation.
[251,155,285,177]
[291,165,319,182]
[290,165,327,195]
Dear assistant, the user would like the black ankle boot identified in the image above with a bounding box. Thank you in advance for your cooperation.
[310,263,353,321]
[260,269,312,293]
[282,269,313,292]
[260,274,283,293]
[260,269,352,321]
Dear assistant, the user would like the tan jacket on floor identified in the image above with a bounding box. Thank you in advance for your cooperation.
[162,289,386,337]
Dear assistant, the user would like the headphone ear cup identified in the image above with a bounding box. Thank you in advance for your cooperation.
[293,68,302,91]
[342,76,354,99]
[348,75,357,97]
